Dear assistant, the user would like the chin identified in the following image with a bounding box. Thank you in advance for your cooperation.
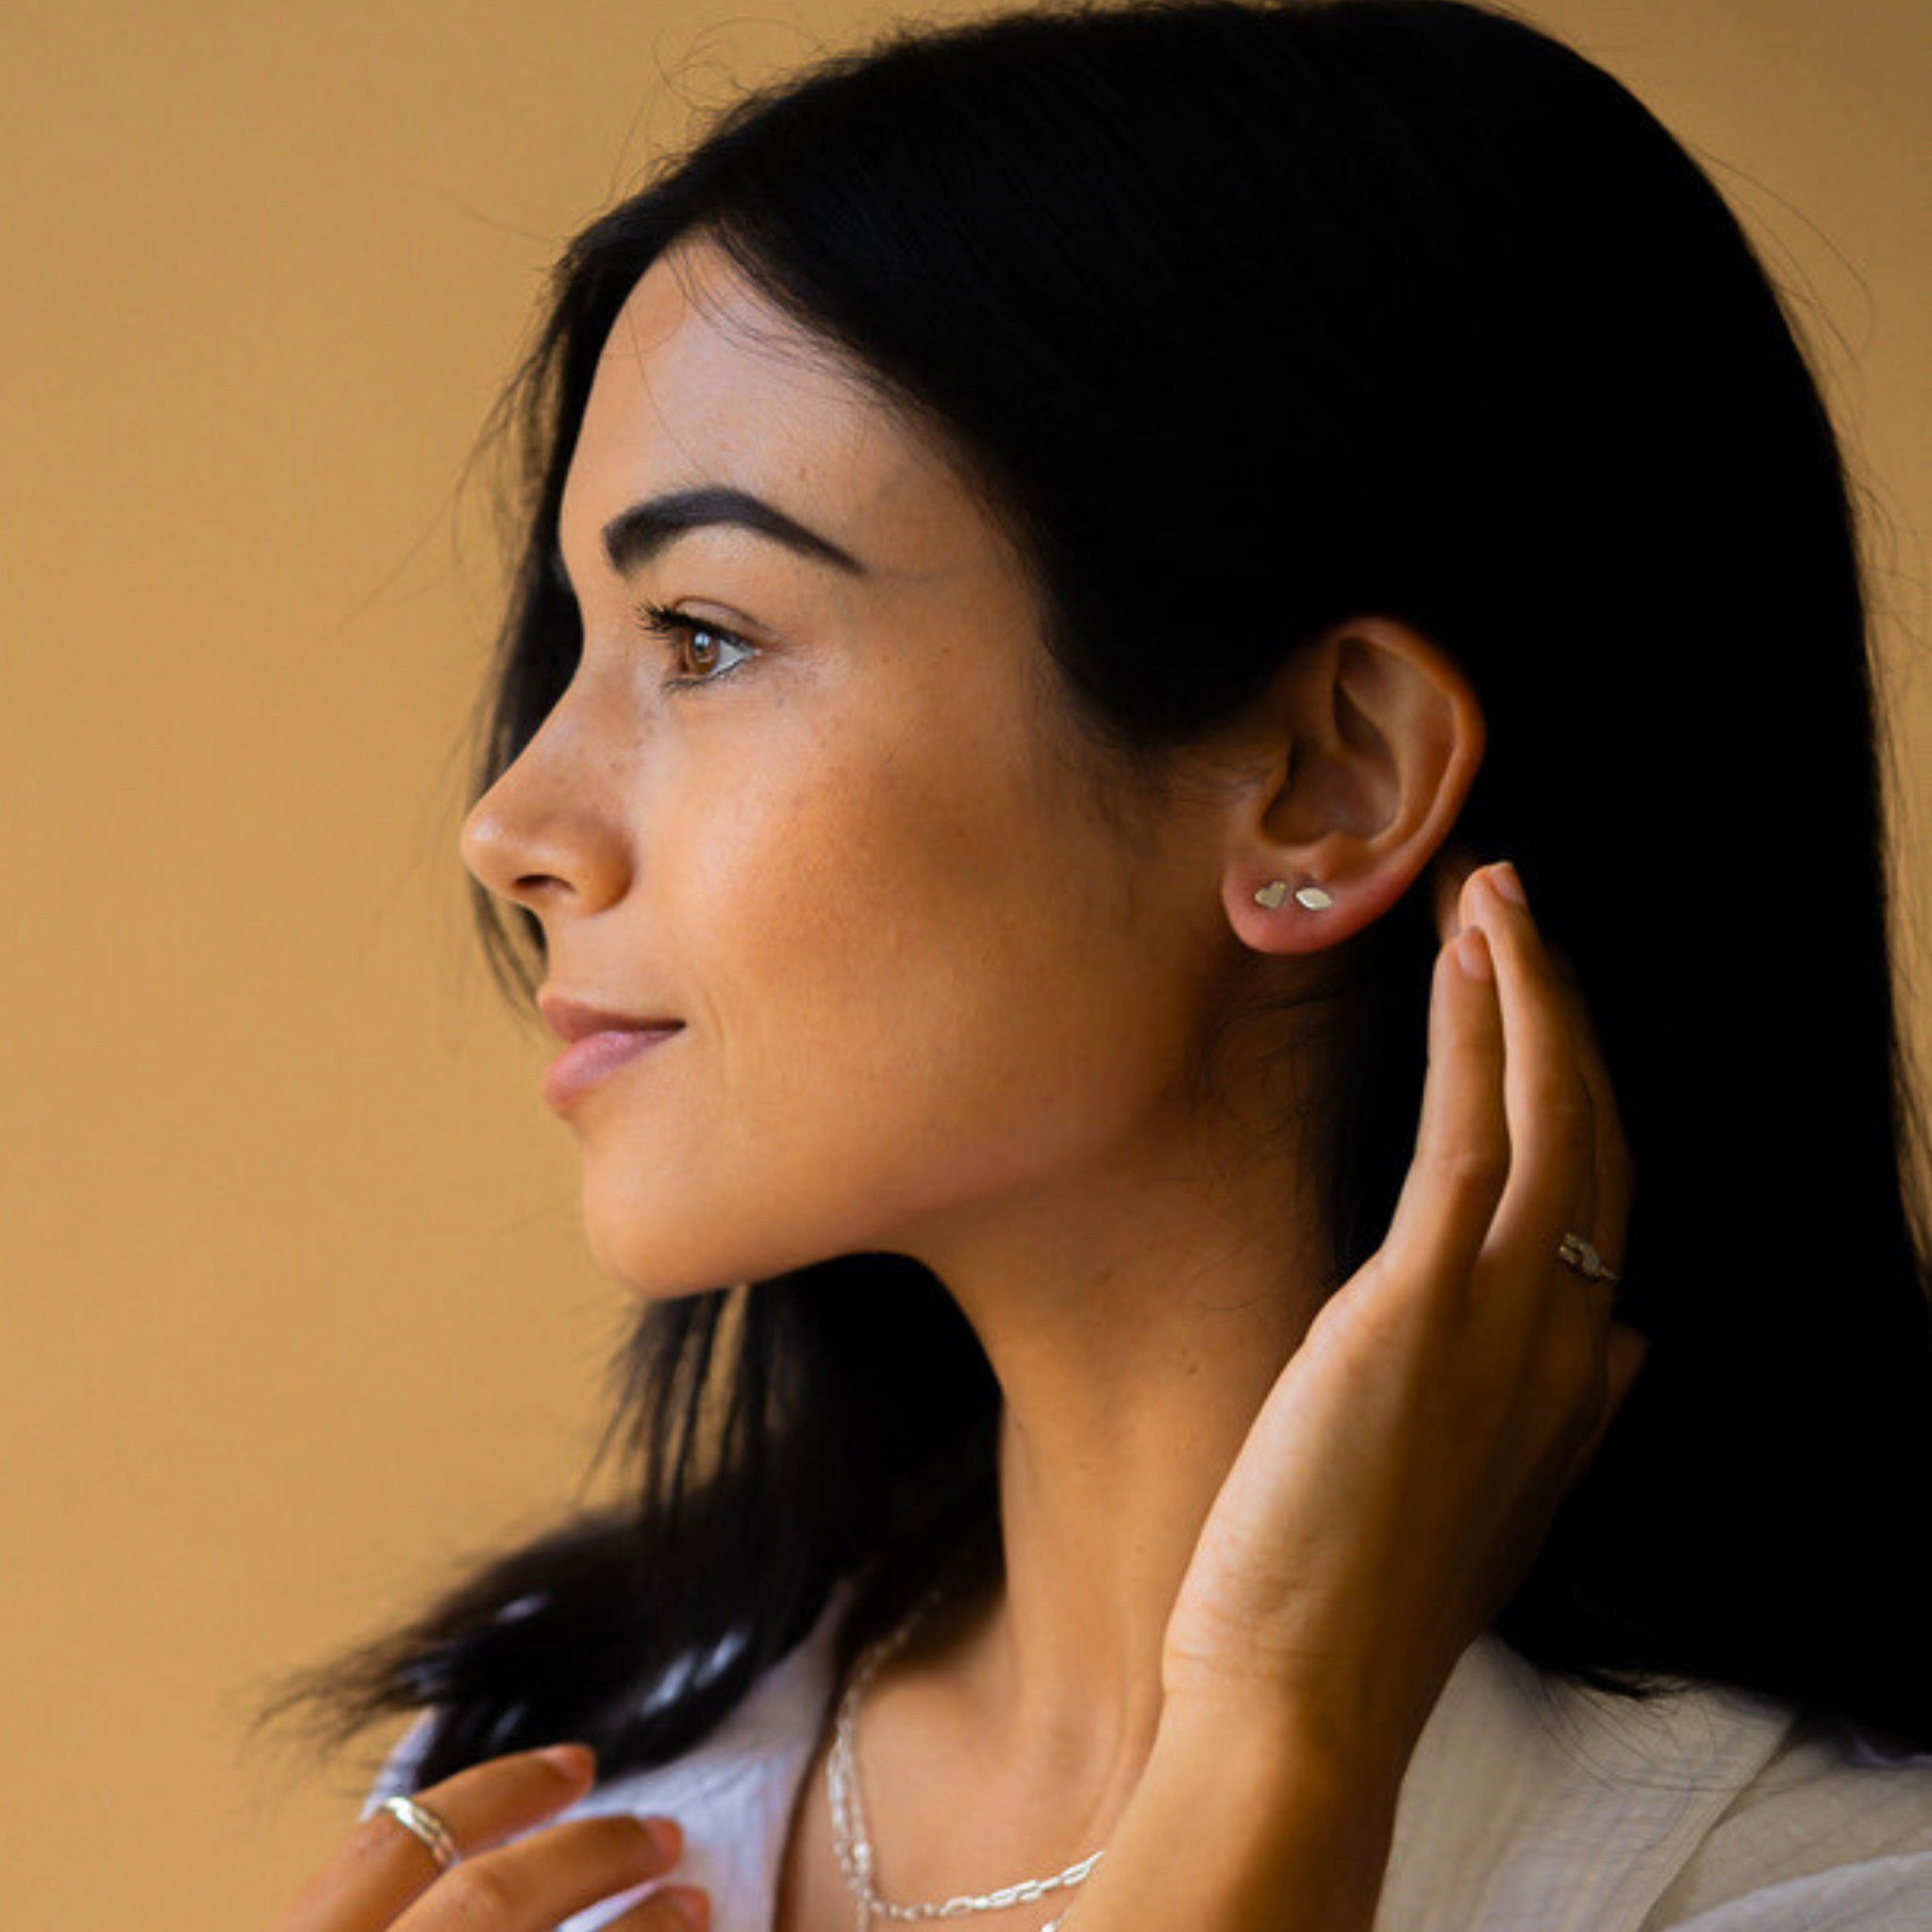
[578,1180,814,1300]
[578,1155,928,1298]
[583,1211,741,1301]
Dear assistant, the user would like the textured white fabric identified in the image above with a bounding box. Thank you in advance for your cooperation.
[369,1591,1932,1932]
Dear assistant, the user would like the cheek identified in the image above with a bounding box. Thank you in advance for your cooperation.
[705,743,1169,1165]
[729,708,1067,1007]
[701,755,1006,1085]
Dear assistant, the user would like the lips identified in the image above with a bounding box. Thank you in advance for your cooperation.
[537,991,684,1112]
[538,992,682,1044]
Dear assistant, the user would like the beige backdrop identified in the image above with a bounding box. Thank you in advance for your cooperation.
[2,1,1925,1925]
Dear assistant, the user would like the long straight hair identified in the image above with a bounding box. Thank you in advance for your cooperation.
[279,0,1932,1779]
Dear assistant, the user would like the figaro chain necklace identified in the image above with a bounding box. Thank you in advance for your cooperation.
[826,1584,1107,1932]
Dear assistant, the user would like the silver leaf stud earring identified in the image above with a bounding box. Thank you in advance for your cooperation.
[1254,879,1334,911]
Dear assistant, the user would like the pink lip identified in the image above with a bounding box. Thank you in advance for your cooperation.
[542,1024,681,1113]
[536,992,684,1113]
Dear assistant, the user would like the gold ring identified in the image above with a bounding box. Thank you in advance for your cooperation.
[380,1794,460,1872]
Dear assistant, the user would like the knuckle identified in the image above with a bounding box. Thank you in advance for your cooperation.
[1530,1065,1586,1122]
[1537,1082,1593,1154]
[1427,1138,1509,1196]
[344,1811,418,1874]
[439,1855,523,1922]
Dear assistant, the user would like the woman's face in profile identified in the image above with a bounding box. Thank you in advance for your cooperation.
[461,238,1239,1296]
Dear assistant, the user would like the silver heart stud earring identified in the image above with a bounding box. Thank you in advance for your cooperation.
[1254,879,1334,911]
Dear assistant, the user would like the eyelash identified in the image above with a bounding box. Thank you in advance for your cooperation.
[634,601,760,691]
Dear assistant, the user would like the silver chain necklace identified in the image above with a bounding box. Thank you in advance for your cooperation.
[826,1586,1107,1932]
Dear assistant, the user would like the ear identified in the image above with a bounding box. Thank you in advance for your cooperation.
[1217,616,1485,954]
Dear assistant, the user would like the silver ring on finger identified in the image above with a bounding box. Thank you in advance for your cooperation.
[1557,1232,1620,1287]
[380,1794,461,1872]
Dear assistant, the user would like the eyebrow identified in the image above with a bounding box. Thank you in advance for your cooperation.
[596,485,867,579]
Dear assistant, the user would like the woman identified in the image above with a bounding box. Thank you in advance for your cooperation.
[269,2,1932,1927]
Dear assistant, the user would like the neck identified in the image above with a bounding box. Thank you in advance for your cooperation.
[896,1101,1335,1838]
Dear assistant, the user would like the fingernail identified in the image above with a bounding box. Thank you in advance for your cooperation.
[645,1816,684,1863]
[535,1742,595,1780]
[663,1884,710,1930]
[1488,861,1528,907]
[1455,926,1493,982]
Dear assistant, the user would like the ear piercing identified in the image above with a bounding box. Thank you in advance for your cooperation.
[1254,879,1333,911]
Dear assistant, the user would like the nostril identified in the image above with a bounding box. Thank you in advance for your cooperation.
[508,869,580,908]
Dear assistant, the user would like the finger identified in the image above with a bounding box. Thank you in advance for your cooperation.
[393,1812,681,1932]
[606,1885,713,1932]
[1462,865,1596,1289]
[1546,952,1636,1263]
[1456,867,1647,1488]
[1478,884,1648,1481]
[1378,920,1509,1291]
[1546,970,1632,1391]
[1528,936,1637,1408]
[276,1744,669,1932]
[1429,845,1479,943]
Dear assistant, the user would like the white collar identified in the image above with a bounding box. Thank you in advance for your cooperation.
[1377,1632,1795,1930]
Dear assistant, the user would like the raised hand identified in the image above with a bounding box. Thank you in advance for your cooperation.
[1162,859,1645,1774]
[270,1743,706,1932]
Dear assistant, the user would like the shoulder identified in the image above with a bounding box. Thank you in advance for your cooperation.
[1376,1634,1932,1932]
[1636,1710,1932,1930]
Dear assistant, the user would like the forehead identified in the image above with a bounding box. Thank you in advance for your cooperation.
[559,239,973,583]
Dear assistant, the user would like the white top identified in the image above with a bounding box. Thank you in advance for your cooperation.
[370,1588,1932,1932]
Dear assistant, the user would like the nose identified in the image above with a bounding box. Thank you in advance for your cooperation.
[459,704,633,921]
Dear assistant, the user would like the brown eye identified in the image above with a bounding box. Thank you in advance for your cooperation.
[635,603,758,689]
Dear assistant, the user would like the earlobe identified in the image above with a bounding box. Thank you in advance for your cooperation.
[1222,616,1484,956]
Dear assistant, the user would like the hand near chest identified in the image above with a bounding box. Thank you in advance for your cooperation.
[268,1744,707,1932]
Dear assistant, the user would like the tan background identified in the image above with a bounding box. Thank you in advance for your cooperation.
[2,0,1925,1925]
